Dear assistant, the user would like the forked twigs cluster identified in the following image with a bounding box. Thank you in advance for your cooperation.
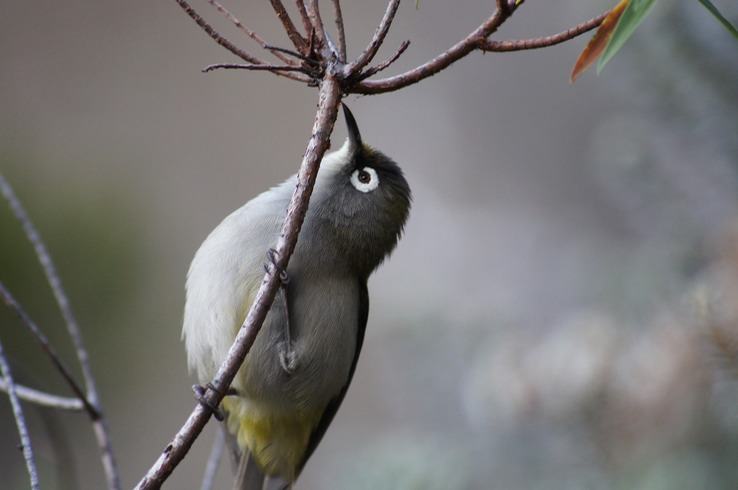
[175,0,609,93]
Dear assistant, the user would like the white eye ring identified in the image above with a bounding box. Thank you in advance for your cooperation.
[350,167,379,193]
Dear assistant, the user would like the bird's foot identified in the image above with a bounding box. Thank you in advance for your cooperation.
[279,344,299,374]
[265,248,290,285]
[192,382,235,421]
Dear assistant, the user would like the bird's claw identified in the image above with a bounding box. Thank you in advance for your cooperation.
[192,382,225,421]
[279,345,299,374]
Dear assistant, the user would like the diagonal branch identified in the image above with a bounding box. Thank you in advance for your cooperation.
[331,0,347,62]
[479,10,610,52]
[269,0,308,54]
[344,0,401,78]
[353,4,516,94]
[0,281,97,415]
[0,336,39,489]
[176,0,265,65]
[357,40,410,81]
[305,0,338,57]
[208,0,296,65]
[135,76,343,490]
[177,0,313,82]
[295,0,313,39]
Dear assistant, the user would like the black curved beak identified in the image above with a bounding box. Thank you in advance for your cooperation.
[342,103,362,156]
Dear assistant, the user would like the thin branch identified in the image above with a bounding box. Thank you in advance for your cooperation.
[0,176,95,398]
[269,0,308,54]
[0,336,40,489]
[295,0,313,38]
[208,0,295,65]
[135,77,343,490]
[304,0,331,56]
[357,40,410,81]
[479,10,610,52]
[203,62,313,75]
[331,0,347,62]
[0,379,85,411]
[199,429,226,490]
[0,172,121,490]
[352,5,514,94]
[176,0,265,65]
[0,281,96,414]
[263,45,321,66]
[178,0,315,83]
[344,0,401,77]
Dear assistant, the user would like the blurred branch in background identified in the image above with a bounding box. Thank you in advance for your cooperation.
[0,334,39,489]
[0,171,121,490]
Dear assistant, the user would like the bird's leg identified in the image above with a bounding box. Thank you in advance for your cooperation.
[278,282,298,374]
[266,249,298,374]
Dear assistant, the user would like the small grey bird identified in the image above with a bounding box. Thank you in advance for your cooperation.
[182,105,411,489]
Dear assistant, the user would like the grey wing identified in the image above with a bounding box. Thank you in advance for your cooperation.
[183,189,289,383]
[297,281,369,475]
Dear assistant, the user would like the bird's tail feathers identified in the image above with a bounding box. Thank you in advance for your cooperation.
[233,450,265,490]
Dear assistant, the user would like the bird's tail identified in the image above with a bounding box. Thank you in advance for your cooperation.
[232,451,292,490]
[233,450,264,490]
[226,428,292,490]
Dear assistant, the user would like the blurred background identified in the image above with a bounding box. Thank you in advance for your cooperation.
[2,0,738,488]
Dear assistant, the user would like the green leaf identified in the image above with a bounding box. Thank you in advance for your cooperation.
[597,0,661,74]
[696,0,738,40]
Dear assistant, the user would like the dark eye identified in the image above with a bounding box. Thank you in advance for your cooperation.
[350,167,379,193]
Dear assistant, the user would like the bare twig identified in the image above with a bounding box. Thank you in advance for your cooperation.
[208,0,295,65]
[263,44,321,66]
[0,379,85,411]
[305,0,333,56]
[344,0,401,78]
[0,172,121,490]
[0,281,96,414]
[357,40,410,81]
[176,0,264,64]
[269,0,308,54]
[0,336,40,489]
[295,0,313,38]
[331,0,347,62]
[352,5,515,94]
[199,429,226,490]
[135,76,343,490]
[479,10,610,52]
[177,0,313,82]
[203,62,313,76]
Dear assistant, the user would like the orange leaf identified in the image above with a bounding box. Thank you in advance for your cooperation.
[570,0,629,83]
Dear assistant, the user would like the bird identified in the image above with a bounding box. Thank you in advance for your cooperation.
[182,104,411,490]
